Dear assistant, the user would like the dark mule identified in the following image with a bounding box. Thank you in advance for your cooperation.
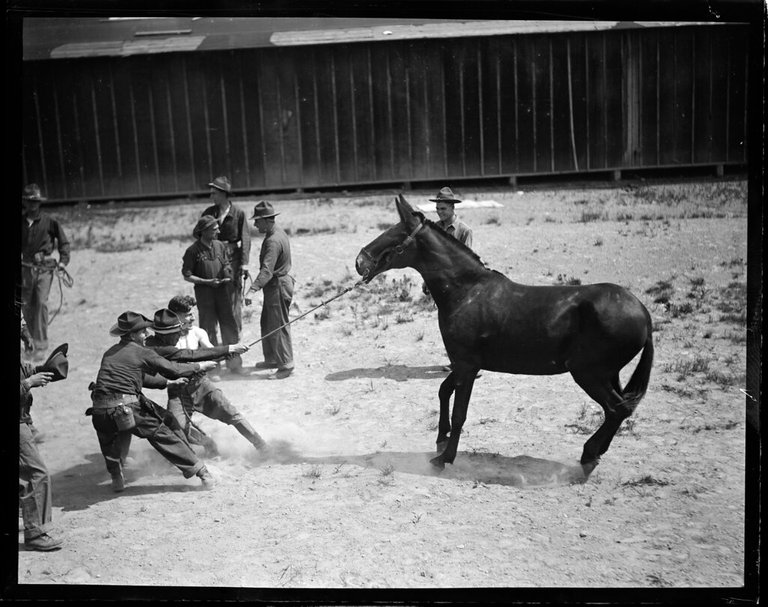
[355,194,653,478]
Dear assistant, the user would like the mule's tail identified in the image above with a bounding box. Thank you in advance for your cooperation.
[622,331,654,408]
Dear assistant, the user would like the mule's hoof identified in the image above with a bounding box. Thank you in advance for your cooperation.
[429,456,445,471]
[580,459,599,478]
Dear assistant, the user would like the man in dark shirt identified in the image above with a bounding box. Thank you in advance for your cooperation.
[146,308,267,453]
[182,215,245,377]
[21,183,71,357]
[201,176,251,336]
[247,201,295,380]
[87,311,218,492]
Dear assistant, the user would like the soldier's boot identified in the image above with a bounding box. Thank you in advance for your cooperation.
[234,420,267,451]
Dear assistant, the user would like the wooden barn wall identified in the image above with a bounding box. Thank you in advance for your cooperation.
[22,25,749,203]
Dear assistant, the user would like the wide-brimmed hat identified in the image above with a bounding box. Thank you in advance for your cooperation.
[22,183,46,202]
[40,343,69,382]
[429,186,462,204]
[109,311,153,336]
[193,215,219,238]
[251,200,279,219]
[207,176,231,193]
[152,308,183,334]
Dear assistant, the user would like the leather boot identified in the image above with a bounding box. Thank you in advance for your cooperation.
[234,420,267,451]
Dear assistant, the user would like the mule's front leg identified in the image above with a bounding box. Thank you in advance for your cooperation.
[436,373,455,452]
[430,367,478,470]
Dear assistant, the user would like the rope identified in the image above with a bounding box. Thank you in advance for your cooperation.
[21,261,74,326]
[246,279,365,348]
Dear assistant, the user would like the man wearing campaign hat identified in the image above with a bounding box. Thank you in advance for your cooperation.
[246,201,295,379]
[21,183,71,357]
[201,176,251,336]
[181,215,244,378]
[87,311,219,492]
[19,337,68,551]
[430,186,473,248]
[146,308,268,453]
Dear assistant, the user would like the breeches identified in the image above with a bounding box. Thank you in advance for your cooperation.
[91,400,203,479]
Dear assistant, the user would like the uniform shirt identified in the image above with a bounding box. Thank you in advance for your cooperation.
[252,226,292,289]
[436,216,473,249]
[22,213,71,265]
[201,203,251,267]
[182,239,233,281]
[90,340,203,398]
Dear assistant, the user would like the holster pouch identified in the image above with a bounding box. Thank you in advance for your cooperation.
[114,404,136,431]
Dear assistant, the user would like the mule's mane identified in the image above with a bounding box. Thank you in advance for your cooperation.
[422,217,486,267]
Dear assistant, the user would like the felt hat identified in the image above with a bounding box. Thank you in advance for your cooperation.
[40,343,69,382]
[109,311,154,336]
[193,215,219,238]
[152,308,184,334]
[251,200,279,219]
[207,176,231,193]
[22,183,46,202]
[429,186,462,204]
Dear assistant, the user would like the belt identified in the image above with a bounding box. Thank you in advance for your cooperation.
[91,393,139,410]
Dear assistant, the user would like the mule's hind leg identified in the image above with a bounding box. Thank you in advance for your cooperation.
[570,372,635,476]
[436,372,455,452]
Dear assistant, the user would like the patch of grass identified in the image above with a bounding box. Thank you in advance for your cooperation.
[554,274,582,286]
[668,302,695,317]
[302,465,322,479]
[645,280,675,304]
[663,355,711,380]
[593,237,604,247]
[622,475,669,488]
[578,210,607,223]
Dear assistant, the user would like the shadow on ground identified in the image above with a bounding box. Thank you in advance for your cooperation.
[264,440,588,487]
[325,365,448,382]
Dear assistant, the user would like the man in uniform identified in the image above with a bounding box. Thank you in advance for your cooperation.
[431,186,473,247]
[201,176,251,335]
[21,183,71,357]
[247,201,295,380]
[87,311,218,492]
[181,216,245,377]
[146,308,267,454]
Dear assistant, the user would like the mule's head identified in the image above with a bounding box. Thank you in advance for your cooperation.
[355,194,425,283]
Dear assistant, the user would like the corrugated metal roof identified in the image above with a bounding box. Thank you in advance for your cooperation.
[23,17,723,61]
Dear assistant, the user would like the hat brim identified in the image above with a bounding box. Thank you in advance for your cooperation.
[109,318,153,336]
[429,198,461,204]
[207,182,230,193]
[251,212,279,219]
[152,325,183,334]
[23,196,46,202]
[40,343,69,381]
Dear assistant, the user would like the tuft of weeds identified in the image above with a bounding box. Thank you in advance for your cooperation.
[622,475,669,488]
[645,280,675,304]
[555,273,582,286]
[578,210,607,223]
[302,465,322,479]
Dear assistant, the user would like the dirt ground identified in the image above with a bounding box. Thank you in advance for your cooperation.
[12,180,752,597]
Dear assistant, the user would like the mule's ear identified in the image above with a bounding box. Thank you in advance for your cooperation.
[396,193,420,226]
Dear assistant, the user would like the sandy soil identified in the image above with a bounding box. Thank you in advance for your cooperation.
[12,181,751,597]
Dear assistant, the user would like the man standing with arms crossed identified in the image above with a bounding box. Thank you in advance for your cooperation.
[247,201,295,380]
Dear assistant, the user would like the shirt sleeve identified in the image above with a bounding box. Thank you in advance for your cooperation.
[181,246,194,278]
[142,348,202,379]
[239,209,251,266]
[53,220,71,265]
[253,237,278,289]
[462,227,473,250]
